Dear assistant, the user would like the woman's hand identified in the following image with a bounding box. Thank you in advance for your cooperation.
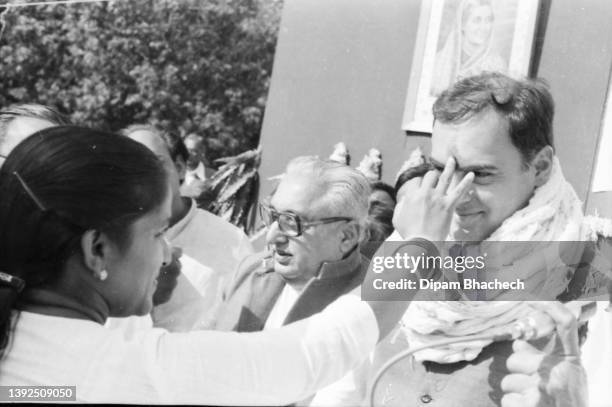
[393,157,474,242]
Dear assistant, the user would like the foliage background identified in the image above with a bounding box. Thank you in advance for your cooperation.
[0,0,282,164]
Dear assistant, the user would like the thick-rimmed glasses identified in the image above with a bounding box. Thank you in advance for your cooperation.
[259,203,353,237]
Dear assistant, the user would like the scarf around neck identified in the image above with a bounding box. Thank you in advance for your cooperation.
[398,158,601,363]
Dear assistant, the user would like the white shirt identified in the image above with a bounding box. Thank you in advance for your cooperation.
[152,201,254,331]
[166,200,253,274]
[0,295,378,405]
[581,302,612,406]
[106,254,215,333]
[264,284,301,330]
[108,202,253,333]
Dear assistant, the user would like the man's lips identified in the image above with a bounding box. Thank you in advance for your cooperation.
[273,248,292,264]
[275,248,291,257]
[456,211,482,217]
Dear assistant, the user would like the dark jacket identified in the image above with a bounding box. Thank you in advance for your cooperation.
[369,236,612,407]
[215,247,367,332]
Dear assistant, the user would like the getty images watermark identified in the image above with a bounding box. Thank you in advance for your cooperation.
[0,386,76,402]
[361,240,612,301]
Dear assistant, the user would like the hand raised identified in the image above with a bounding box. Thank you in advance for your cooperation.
[393,157,474,242]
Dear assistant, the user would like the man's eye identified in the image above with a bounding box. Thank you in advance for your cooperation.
[282,215,298,227]
[474,171,492,178]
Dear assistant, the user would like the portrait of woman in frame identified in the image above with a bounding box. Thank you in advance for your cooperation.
[402,0,540,133]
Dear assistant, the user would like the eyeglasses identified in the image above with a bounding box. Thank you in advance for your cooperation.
[259,203,353,237]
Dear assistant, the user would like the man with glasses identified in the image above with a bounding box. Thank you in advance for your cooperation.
[215,156,370,336]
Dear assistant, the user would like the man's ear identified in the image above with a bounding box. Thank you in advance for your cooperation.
[80,230,108,274]
[339,222,361,255]
[531,146,554,187]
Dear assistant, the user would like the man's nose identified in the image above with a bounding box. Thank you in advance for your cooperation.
[265,220,288,244]
[449,172,475,206]
[456,186,476,208]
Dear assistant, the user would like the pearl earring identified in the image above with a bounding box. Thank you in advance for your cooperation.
[97,269,108,281]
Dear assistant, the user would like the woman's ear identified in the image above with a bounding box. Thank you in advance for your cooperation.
[532,146,554,187]
[80,230,107,274]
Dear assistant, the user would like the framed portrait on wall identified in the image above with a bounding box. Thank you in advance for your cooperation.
[402,0,540,134]
[591,71,612,193]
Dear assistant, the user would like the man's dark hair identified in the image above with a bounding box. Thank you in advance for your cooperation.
[0,103,71,145]
[370,181,396,204]
[120,124,189,163]
[394,163,434,194]
[432,72,554,167]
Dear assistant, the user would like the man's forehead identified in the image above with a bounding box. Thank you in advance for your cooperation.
[271,173,324,214]
[2,117,54,155]
[430,112,514,169]
[129,130,167,156]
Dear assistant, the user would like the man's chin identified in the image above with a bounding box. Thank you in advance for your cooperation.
[273,267,301,283]
[450,224,485,243]
[273,259,295,275]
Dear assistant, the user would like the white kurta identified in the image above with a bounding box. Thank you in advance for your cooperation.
[0,295,377,405]
[151,201,254,331]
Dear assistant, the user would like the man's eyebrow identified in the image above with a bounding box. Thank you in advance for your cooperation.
[429,157,498,173]
[461,164,498,172]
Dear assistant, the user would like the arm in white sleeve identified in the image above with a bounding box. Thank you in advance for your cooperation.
[308,356,372,407]
[150,294,378,405]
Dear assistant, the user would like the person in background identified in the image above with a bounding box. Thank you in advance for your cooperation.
[0,125,470,403]
[182,132,214,198]
[215,156,370,336]
[0,103,71,165]
[361,181,396,259]
[369,181,396,210]
[121,124,254,331]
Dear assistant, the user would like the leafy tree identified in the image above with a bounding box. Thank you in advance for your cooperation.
[0,0,282,163]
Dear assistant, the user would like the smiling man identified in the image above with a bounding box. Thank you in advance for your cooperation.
[215,156,370,335]
[429,81,554,243]
[313,72,610,407]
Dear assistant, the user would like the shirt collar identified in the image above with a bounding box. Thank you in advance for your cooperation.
[166,198,197,241]
[315,245,362,280]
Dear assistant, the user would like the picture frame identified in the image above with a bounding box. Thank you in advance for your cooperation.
[401,0,541,134]
[591,68,612,193]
